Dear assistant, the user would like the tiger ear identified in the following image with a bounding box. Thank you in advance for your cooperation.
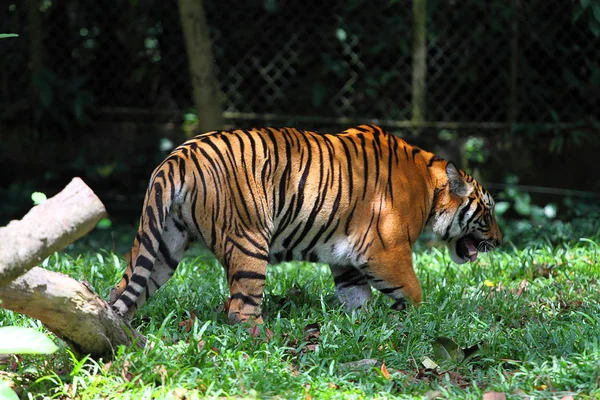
[446,162,472,197]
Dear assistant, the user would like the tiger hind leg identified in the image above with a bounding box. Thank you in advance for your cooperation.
[329,265,373,310]
[111,213,190,320]
[221,248,269,324]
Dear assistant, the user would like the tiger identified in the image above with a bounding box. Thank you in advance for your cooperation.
[109,124,502,323]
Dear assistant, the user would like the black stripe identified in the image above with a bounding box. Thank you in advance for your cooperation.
[135,254,154,271]
[231,271,267,281]
[379,286,404,294]
[458,198,475,228]
[358,134,369,199]
[158,238,179,270]
[230,292,260,306]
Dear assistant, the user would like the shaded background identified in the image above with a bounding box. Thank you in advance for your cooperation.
[1,0,599,235]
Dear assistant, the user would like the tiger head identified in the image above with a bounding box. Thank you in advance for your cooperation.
[432,162,502,264]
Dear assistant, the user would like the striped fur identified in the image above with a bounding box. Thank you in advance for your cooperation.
[109,125,502,322]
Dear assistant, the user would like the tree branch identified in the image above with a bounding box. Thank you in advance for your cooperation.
[0,177,107,286]
[0,267,145,358]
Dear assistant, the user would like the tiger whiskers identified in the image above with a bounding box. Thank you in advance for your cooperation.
[477,240,495,253]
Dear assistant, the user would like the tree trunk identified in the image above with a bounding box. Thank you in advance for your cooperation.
[178,0,224,132]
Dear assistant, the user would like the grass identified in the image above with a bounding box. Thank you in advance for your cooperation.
[2,223,600,399]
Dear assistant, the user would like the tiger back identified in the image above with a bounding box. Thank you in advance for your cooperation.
[109,125,501,323]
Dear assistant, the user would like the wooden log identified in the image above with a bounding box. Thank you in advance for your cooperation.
[0,178,145,358]
[0,177,107,286]
[0,267,146,358]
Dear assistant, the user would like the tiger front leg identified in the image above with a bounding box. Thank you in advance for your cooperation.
[329,265,373,310]
[223,250,268,324]
[367,248,422,311]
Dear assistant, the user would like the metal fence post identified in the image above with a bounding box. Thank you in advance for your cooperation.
[411,0,427,130]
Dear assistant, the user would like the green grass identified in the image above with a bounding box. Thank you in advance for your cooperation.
[2,228,600,399]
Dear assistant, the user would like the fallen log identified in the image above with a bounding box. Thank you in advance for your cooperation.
[0,177,107,286]
[0,267,145,358]
[0,178,145,358]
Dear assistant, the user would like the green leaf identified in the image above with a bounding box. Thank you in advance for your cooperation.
[96,218,112,229]
[544,203,558,219]
[590,17,600,36]
[335,28,347,42]
[431,337,464,369]
[0,33,19,39]
[494,201,510,216]
[0,327,59,354]
[580,0,590,9]
[31,191,47,205]
[593,4,600,22]
[0,381,19,400]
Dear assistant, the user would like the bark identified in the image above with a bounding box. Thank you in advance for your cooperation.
[0,267,145,358]
[0,177,107,286]
[0,178,145,358]
[178,0,224,132]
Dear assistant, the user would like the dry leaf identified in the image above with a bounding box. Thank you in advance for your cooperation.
[178,312,196,332]
[339,358,381,372]
[424,390,443,400]
[516,279,529,296]
[328,382,339,389]
[103,361,112,373]
[304,322,321,340]
[172,388,187,399]
[121,360,133,382]
[304,384,312,400]
[380,361,390,379]
[247,325,274,341]
[304,343,318,352]
[153,364,168,380]
[483,392,506,400]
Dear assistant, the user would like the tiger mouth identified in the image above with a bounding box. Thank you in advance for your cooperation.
[456,235,481,262]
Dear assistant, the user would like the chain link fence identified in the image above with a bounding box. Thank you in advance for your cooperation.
[1,0,599,132]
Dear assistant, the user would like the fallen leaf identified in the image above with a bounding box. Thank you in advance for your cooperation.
[421,356,439,370]
[535,263,554,279]
[172,388,187,399]
[328,382,339,389]
[247,325,274,341]
[121,360,133,382]
[339,358,381,372]
[103,361,112,373]
[484,280,495,287]
[483,392,506,400]
[516,279,529,296]
[303,322,321,340]
[304,384,312,400]
[380,361,390,379]
[424,390,443,400]
[304,343,318,352]
[178,312,196,332]
[534,384,547,390]
[153,364,168,380]
[431,337,464,368]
